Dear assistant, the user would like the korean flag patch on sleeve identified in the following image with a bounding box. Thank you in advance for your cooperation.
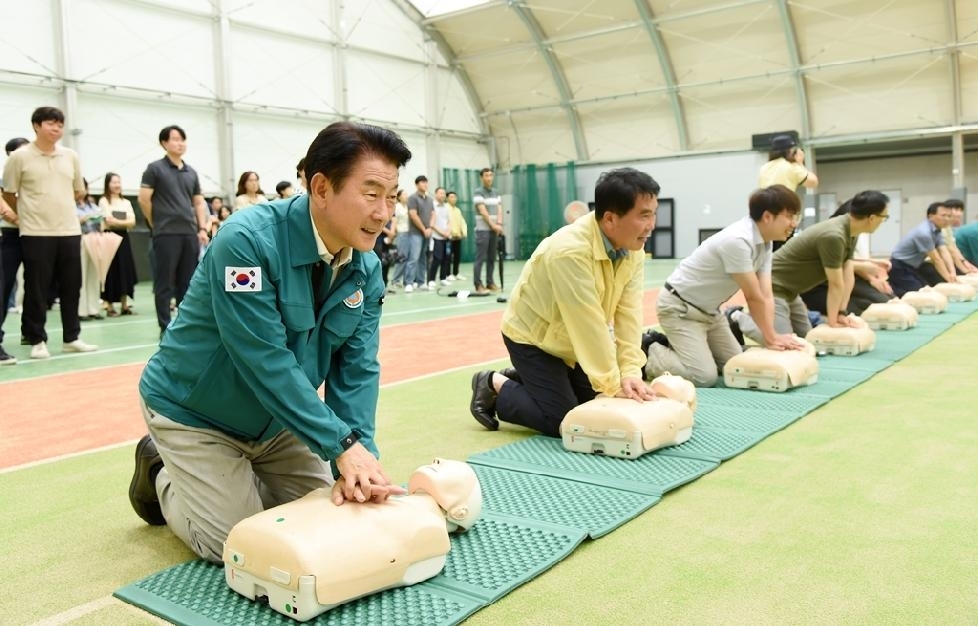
[226,267,262,291]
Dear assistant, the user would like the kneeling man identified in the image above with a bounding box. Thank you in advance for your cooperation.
[468,168,658,437]
[644,185,803,387]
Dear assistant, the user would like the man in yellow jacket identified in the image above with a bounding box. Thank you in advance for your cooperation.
[469,168,659,436]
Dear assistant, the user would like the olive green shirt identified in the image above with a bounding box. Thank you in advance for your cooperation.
[771,215,854,300]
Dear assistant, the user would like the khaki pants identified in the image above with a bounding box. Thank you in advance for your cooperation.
[141,400,332,562]
[736,295,812,345]
[644,289,742,387]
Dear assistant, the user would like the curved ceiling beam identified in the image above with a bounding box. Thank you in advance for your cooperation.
[774,0,811,141]
[509,1,589,161]
[635,0,689,151]
[946,0,962,125]
[389,0,491,137]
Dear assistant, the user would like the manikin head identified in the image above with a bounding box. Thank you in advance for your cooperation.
[408,458,482,532]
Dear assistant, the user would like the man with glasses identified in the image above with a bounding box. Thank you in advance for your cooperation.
[888,202,957,296]
[644,185,805,387]
[729,190,891,345]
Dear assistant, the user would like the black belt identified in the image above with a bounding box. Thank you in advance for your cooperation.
[663,282,714,316]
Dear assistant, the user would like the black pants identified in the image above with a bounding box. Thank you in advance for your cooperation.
[496,335,597,437]
[449,239,462,276]
[474,230,497,288]
[427,239,450,282]
[888,258,928,297]
[20,235,82,345]
[0,227,22,342]
[800,277,891,316]
[153,234,199,331]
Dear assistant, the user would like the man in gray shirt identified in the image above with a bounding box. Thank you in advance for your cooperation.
[888,202,957,296]
[404,175,433,291]
[644,186,804,387]
[139,125,210,336]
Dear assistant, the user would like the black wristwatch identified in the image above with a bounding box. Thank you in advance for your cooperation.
[339,430,361,451]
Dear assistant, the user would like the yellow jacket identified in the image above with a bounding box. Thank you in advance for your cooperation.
[501,214,646,396]
[448,204,467,239]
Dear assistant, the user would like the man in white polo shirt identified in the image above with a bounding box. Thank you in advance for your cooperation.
[1,107,97,359]
[644,185,803,387]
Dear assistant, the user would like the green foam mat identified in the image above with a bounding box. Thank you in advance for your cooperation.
[114,559,482,626]
[692,404,807,434]
[696,387,828,413]
[814,355,893,373]
[791,378,861,400]
[468,435,718,496]
[656,426,769,462]
[425,514,585,602]
[471,464,660,538]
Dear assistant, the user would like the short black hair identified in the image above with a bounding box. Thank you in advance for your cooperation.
[414,175,427,184]
[304,122,411,194]
[275,180,292,195]
[593,167,660,219]
[480,167,493,176]
[943,198,965,210]
[31,107,64,126]
[447,190,457,197]
[296,157,306,177]
[748,185,801,221]
[848,190,889,218]
[5,137,29,155]
[158,125,186,145]
[927,202,944,216]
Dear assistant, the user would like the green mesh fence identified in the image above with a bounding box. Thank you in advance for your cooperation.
[511,162,577,259]
[440,168,482,263]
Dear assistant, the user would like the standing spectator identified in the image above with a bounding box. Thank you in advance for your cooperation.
[77,181,104,320]
[275,180,295,199]
[100,172,138,316]
[427,187,451,286]
[209,196,225,217]
[404,175,433,292]
[138,125,210,338]
[390,189,409,288]
[0,137,30,363]
[473,167,503,294]
[447,190,467,281]
[234,171,265,209]
[759,135,818,192]
[1,107,97,359]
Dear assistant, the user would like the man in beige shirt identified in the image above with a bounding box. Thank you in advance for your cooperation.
[1,107,98,359]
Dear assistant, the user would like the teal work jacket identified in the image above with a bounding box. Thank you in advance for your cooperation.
[139,194,384,461]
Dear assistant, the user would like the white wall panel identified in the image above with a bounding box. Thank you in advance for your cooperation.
[438,137,490,172]
[433,69,482,134]
[396,131,429,189]
[230,113,331,196]
[346,53,426,126]
[70,0,215,98]
[225,0,333,38]
[343,0,425,63]
[579,95,680,161]
[229,27,336,113]
[74,94,221,195]
[0,3,57,77]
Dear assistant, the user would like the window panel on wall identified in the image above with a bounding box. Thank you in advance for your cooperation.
[432,69,483,134]
[70,0,215,98]
[0,2,56,77]
[578,94,681,161]
[224,0,332,38]
[73,93,221,195]
[681,78,799,151]
[345,52,426,127]
[807,55,954,137]
[231,113,329,197]
[343,0,426,63]
[229,27,336,113]
[0,86,62,151]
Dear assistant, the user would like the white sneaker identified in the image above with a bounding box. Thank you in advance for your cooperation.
[64,339,98,353]
[455,273,466,280]
[404,284,414,293]
[427,281,436,288]
[446,275,456,281]
[30,341,51,359]
[440,279,451,286]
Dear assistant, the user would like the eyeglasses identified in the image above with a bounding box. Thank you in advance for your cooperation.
[876,214,890,221]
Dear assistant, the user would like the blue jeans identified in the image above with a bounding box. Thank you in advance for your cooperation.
[403,232,425,286]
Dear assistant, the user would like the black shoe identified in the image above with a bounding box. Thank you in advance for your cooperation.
[724,306,745,346]
[0,345,16,365]
[641,329,670,353]
[129,435,166,526]
[498,366,522,384]
[469,370,499,431]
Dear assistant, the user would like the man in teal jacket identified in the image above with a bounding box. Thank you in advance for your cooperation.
[129,122,411,562]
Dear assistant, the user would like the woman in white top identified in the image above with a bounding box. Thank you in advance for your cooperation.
[234,171,265,209]
[391,189,410,287]
[99,172,138,316]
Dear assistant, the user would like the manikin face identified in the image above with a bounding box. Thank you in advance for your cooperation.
[33,119,64,145]
[601,193,658,251]
[310,154,399,253]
